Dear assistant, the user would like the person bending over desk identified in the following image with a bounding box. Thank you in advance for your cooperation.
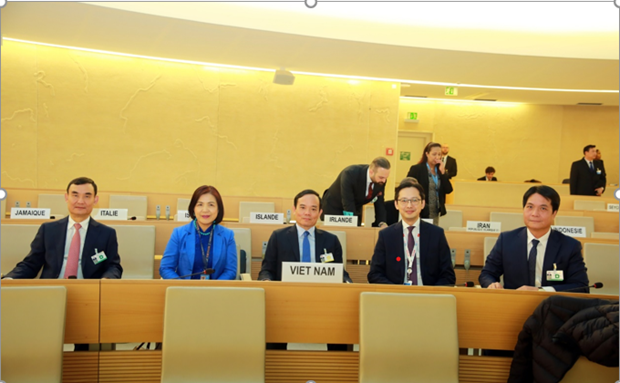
[160,185,237,280]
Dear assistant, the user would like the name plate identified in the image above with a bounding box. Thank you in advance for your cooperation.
[11,207,50,219]
[552,226,586,238]
[94,209,128,220]
[250,212,284,224]
[281,261,343,283]
[607,203,619,212]
[177,210,191,222]
[466,221,501,233]
[323,215,358,226]
[421,218,434,225]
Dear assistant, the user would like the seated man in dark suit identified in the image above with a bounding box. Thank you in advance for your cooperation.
[479,185,588,292]
[4,176,123,280]
[477,166,498,181]
[367,177,456,286]
[259,189,352,351]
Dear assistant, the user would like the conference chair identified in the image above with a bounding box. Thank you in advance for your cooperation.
[109,225,156,279]
[573,200,606,211]
[363,205,375,227]
[591,232,620,240]
[239,201,275,223]
[359,292,459,383]
[231,227,252,276]
[1,286,67,383]
[160,287,265,383]
[554,216,595,238]
[109,195,148,220]
[174,197,191,220]
[439,210,463,230]
[324,230,347,263]
[583,243,619,295]
[38,193,68,218]
[490,212,523,232]
[1,224,41,276]
[560,356,619,382]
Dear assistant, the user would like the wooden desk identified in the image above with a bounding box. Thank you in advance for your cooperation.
[0,279,100,344]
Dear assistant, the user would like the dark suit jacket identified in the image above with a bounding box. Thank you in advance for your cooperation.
[4,217,123,279]
[322,164,386,226]
[258,225,352,282]
[406,163,453,217]
[570,158,606,196]
[367,221,456,286]
[477,176,498,181]
[479,227,589,292]
[444,156,457,179]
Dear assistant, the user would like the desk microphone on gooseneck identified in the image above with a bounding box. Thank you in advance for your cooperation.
[560,282,603,293]
[173,269,215,280]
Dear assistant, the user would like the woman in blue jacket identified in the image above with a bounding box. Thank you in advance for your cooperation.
[160,185,237,280]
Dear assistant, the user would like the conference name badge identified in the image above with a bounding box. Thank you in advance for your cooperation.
[546,263,564,282]
[91,249,107,265]
[200,274,211,280]
[320,252,334,263]
[370,191,383,204]
[596,169,602,175]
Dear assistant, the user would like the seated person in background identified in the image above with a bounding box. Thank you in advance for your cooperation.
[160,185,237,280]
[367,177,456,286]
[477,166,497,181]
[479,185,589,292]
[4,176,123,280]
[259,189,352,283]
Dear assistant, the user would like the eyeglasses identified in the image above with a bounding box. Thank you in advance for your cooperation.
[398,198,421,206]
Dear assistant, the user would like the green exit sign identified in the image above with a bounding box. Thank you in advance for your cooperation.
[407,112,418,120]
[445,87,458,96]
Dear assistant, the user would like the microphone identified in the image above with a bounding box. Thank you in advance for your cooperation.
[67,275,77,279]
[172,268,215,280]
[559,282,603,293]
[461,281,475,287]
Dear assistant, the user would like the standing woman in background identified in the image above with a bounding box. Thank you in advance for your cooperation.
[160,185,237,280]
[406,142,453,225]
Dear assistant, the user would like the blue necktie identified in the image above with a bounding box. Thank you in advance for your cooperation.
[528,239,539,286]
[589,161,595,172]
[302,231,311,263]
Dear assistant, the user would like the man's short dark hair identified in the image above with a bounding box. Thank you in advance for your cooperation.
[395,177,426,201]
[485,166,495,174]
[67,177,98,195]
[370,157,391,170]
[294,189,322,209]
[522,185,560,213]
[583,145,596,154]
[188,185,225,223]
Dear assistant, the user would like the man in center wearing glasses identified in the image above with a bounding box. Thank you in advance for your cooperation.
[368,177,455,286]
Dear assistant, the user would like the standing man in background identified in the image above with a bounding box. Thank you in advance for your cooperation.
[441,144,457,179]
[570,145,606,196]
[321,157,390,227]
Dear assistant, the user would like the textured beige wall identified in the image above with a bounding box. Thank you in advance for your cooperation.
[1,41,399,198]
[399,98,618,186]
[2,41,617,200]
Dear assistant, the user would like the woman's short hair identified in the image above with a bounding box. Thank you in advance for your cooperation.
[188,185,225,223]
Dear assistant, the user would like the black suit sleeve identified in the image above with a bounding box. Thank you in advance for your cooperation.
[101,228,122,279]
[595,160,606,191]
[330,236,352,283]
[439,171,453,195]
[340,168,358,214]
[569,162,579,195]
[373,188,387,226]
[4,224,48,279]
[479,234,505,287]
[367,230,395,284]
[434,231,456,286]
[258,231,280,281]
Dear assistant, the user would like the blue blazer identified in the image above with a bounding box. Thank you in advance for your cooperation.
[367,220,456,286]
[479,227,589,292]
[160,222,237,280]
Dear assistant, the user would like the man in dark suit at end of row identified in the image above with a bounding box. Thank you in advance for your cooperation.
[480,185,589,293]
[4,176,123,280]
[570,144,606,196]
[367,177,456,286]
[321,157,390,227]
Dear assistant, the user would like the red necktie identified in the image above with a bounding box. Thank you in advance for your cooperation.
[366,182,373,200]
[64,223,82,278]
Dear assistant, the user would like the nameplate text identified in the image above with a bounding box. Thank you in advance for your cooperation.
[323,215,358,227]
[281,261,343,283]
[250,212,284,224]
[94,209,128,221]
[467,221,501,233]
[11,207,50,219]
[552,226,586,238]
